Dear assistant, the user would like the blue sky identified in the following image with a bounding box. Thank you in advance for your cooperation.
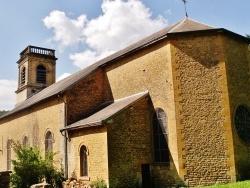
[0,0,249,110]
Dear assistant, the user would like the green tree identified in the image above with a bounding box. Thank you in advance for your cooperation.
[10,141,64,188]
[247,34,250,50]
[43,152,64,188]
[0,110,9,117]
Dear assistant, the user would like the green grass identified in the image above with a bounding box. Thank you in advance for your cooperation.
[196,180,250,188]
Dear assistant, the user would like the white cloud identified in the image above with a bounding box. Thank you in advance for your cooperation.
[57,73,71,81]
[83,0,166,52]
[43,10,87,51]
[0,0,167,111]
[0,79,17,110]
[43,0,167,69]
[69,50,113,68]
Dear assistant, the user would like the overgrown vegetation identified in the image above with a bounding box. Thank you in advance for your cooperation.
[196,180,250,187]
[0,110,8,117]
[11,141,64,188]
[90,178,107,188]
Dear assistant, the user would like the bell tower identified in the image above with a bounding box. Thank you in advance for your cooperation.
[15,45,57,106]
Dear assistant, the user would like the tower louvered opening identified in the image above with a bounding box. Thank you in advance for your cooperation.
[36,65,46,84]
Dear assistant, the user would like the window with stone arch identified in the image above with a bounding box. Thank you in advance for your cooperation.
[45,131,53,153]
[153,108,169,163]
[21,67,26,85]
[234,105,250,144]
[80,145,88,177]
[36,65,46,84]
[7,139,12,170]
[23,135,29,147]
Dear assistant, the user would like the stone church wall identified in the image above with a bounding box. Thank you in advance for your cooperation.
[1,28,248,188]
[67,126,108,185]
[0,171,11,188]
[170,32,235,187]
[105,39,181,186]
[0,97,65,172]
[107,97,153,188]
[66,69,113,125]
[224,35,250,181]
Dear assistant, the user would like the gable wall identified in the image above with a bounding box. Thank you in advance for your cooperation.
[66,69,113,125]
[170,32,235,186]
[224,35,250,181]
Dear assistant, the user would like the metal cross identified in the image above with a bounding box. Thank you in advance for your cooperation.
[182,0,188,17]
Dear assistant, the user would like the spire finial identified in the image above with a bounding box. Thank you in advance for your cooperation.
[181,0,188,18]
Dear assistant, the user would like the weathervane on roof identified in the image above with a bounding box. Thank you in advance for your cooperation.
[181,0,188,18]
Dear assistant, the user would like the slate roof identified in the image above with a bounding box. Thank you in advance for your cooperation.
[60,91,149,131]
[1,18,247,119]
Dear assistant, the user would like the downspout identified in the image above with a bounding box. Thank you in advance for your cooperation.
[57,94,68,179]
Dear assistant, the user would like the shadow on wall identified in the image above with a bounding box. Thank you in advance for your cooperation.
[151,153,187,188]
[171,33,223,69]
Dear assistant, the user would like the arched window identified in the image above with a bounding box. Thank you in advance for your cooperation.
[7,140,12,170]
[21,67,26,85]
[36,65,46,84]
[234,105,250,144]
[80,145,88,177]
[45,131,53,153]
[153,108,169,163]
[23,136,28,147]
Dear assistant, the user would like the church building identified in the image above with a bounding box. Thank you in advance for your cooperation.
[0,18,250,187]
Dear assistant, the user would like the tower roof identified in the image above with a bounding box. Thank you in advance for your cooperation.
[1,18,249,120]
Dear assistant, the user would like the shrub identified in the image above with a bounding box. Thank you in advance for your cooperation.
[90,179,107,188]
[10,141,64,188]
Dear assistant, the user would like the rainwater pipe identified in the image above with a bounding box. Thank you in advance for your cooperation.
[57,93,68,179]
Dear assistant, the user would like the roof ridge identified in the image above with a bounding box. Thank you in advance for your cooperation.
[187,17,215,29]
[168,18,187,33]
[0,18,224,120]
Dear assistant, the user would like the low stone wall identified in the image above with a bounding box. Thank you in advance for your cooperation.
[0,171,11,188]
[30,182,50,188]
